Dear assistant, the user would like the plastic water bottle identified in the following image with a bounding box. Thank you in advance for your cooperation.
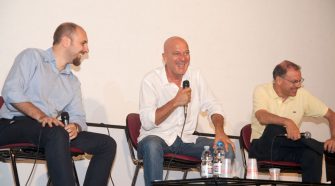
[213,141,225,177]
[201,146,213,178]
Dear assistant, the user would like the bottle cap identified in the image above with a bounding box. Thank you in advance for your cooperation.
[217,141,223,147]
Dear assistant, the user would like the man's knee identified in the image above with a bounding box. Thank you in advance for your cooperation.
[47,126,69,142]
[138,135,164,157]
[303,148,323,163]
[106,136,117,154]
[92,133,117,155]
[43,127,69,152]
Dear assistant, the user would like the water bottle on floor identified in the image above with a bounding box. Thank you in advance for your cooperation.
[201,145,213,178]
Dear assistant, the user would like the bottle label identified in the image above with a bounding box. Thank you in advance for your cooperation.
[213,162,222,176]
[201,164,213,178]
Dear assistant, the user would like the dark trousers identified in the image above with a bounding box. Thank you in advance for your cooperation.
[249,124,323,183]
[325,151,335,183]
[0,117,117,186]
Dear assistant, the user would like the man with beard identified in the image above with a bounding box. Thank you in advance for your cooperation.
[249,60,335,183]
[0,22,116,186]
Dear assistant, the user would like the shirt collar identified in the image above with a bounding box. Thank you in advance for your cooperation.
[46,48,72,75]
[270,83,295,101]
[160,65,190,87]
[160,66,169,86]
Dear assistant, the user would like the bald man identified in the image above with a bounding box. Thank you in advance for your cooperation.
[137,36,235,186]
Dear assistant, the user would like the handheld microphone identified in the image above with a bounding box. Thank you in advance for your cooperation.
[278,131,311,139]
[61,112,69,126]
[165,80,190,180]
[61,112,71,142]
[182,80,190,116]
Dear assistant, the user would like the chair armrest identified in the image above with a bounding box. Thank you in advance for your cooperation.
[193,131,239,139]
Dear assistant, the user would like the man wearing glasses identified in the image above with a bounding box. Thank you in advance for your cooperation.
[249,60,335,183]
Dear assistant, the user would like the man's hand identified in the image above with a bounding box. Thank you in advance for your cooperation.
[214,132,235,152]
[38,116,64,127]
[12,102,65,128]
[284,119,301,140]
[255,110,301,140]
[65,123,79,140]
[154,87,191,125]
[324,137,335,153]
[324,109,335,153]
[211,114,235,152]
[173,87,191,107]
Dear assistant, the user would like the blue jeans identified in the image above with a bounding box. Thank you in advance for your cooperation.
[0,117,117,186]
[137,135,235,186]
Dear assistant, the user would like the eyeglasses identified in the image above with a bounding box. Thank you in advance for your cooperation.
[281,76,304,86]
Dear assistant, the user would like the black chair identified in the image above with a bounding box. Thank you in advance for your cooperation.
[239,124,302,178]
[125,113,201,186]
[0,96,85,185]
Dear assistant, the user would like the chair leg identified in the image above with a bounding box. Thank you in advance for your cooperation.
[164,169,170,180]
[182,170,188,180]
[240,149,248,179]
[47,176,52,186]
[132,165,141,186]
[9,149,20,186]
[72,159,80,186]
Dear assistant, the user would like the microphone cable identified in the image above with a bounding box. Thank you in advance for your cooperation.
[25,127,43,186]
[101,123,115,186]
[164,111,187,180]
[164,80,190,180]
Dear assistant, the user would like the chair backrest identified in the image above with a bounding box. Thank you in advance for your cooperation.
[240,124,252,152]
[125,113,142,150]
[0,96,4,108]
[125,113,201,186]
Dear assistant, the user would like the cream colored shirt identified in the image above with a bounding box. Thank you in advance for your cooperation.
[251,83,328,140]
[138,66,223,146]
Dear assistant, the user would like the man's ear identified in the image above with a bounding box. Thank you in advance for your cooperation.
[61,36,71,47]
[162,53,167,64]
[275,76,282,85]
